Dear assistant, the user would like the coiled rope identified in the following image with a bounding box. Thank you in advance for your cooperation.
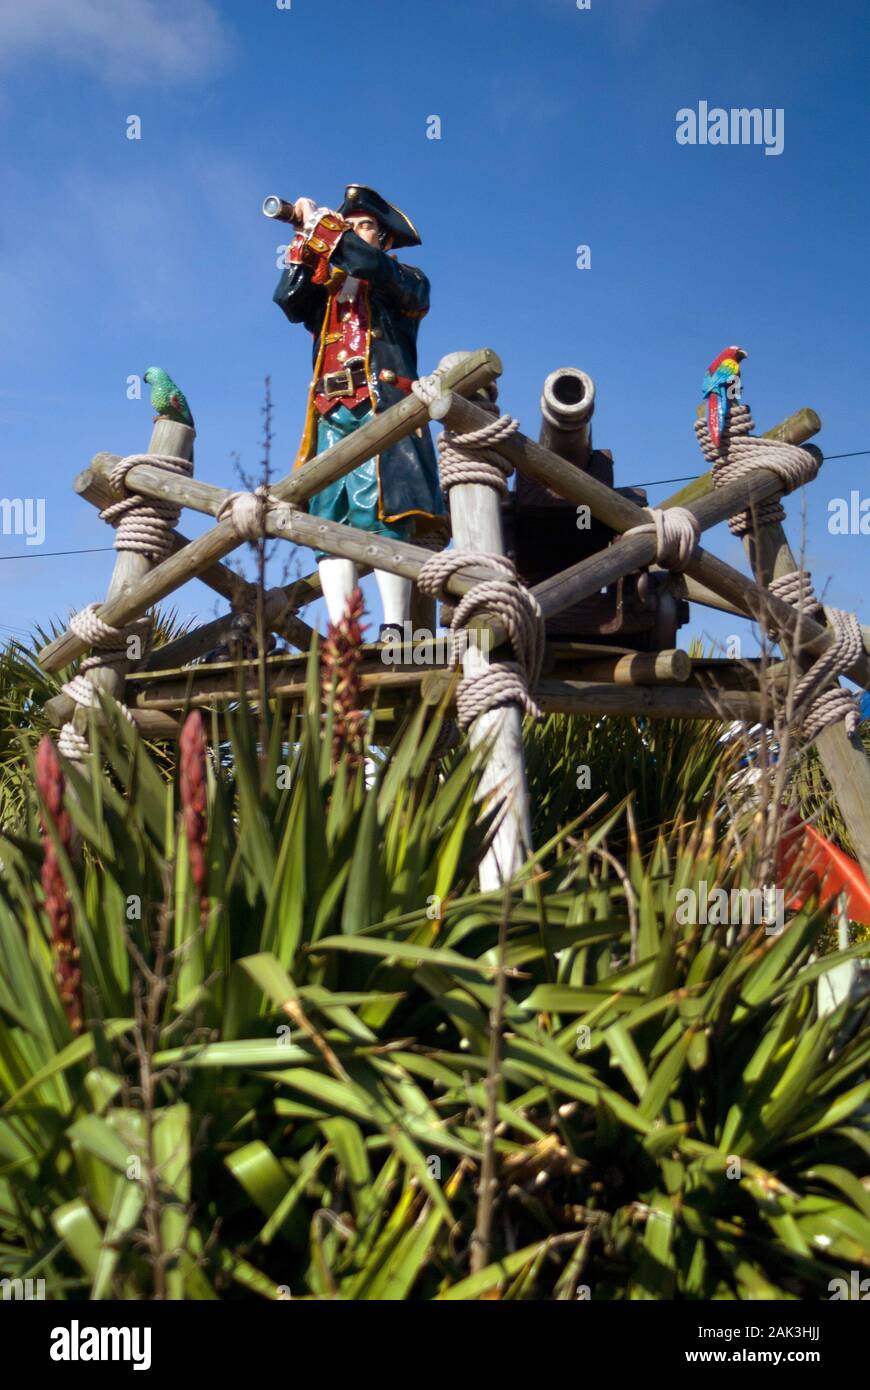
[696,401,859,740]
[695,402,819,538]
[59,607,142,761]
[100,453,194,560]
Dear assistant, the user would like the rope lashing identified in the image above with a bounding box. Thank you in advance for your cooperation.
[792,608,862,741]
[216,486,277,541]
[768,567,822,618]
[695,402,858,740]
[59,606,141,760]
[417,549,545,729]
[694,402,820,538]
[766,570,861,740]
[57,723,90,762]
[100,454,194,561]
[411,372,519,494]
[624,506,701,571]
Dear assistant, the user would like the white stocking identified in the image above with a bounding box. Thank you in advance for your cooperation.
[318,557,358,625]
[375,569,412,627]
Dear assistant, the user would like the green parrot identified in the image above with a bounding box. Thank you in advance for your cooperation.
[143,366,194,427]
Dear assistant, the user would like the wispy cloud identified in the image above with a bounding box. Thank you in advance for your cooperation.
[0,0,232,84]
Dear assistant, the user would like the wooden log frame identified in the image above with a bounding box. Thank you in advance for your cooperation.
[118,647,781,715]
[41,404,868,698]
[125,647,764,697]
[50,475,511,649]
[45,461,321,728]
[38,350,502,674]
[37,340,870,880]
[431,394,870,690]
[435,392,870,880]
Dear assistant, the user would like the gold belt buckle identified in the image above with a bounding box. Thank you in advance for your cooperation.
[322,366,355,399]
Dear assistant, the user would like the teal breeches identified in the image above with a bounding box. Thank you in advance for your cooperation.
[309,402,412,562]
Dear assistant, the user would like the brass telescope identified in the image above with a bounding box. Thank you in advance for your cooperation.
[262,195,303,226]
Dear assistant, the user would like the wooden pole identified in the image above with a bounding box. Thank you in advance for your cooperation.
[38,351,501,674]
[569,649,691,685]
[537,679,761,721]
[536,680,762,721]
[447,437,533,891]
[45,702,180,740]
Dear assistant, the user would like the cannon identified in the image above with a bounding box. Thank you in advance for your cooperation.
[538,367,596,475]
[503,366,689,650]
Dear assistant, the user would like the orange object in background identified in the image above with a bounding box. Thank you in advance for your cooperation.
[776,813,870,925]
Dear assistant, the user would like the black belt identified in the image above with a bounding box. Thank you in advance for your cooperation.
[315,363,368,399]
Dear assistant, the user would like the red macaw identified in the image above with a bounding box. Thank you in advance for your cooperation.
[702,346,747,447]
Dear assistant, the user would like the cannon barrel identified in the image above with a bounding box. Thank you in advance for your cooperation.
[538,367,595,470]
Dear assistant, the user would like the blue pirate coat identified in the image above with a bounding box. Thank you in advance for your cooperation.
[273,226,444,526]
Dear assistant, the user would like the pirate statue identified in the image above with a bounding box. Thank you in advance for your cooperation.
[273,184,444,631]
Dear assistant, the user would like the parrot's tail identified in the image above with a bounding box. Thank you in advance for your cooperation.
[707,391,721,448]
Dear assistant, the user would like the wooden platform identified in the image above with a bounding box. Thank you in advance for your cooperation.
[119,642,768,734]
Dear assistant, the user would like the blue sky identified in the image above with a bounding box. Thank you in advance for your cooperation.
[1,0,867,655]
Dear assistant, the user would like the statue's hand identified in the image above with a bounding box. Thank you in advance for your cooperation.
[294,197,319,225]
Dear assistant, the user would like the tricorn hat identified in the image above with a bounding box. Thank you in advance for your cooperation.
[338,184,421,249]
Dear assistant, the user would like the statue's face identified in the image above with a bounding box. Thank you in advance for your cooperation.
[347,213,384,248]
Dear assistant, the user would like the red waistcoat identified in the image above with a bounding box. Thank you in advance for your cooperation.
[314,282,372,415]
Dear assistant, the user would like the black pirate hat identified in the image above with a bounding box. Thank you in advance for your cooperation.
[338,184,421,249]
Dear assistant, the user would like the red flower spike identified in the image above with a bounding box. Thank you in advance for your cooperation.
[36,736,83,1035]
[321,587,367,770]
[180,709,209,910]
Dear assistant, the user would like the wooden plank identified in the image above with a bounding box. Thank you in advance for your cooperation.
[133,665,429,711]
[419,671,762,722]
